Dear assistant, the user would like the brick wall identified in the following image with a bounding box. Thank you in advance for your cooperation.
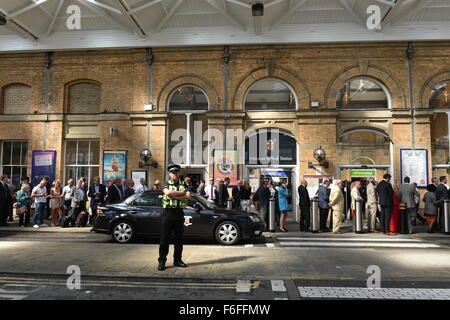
[0,42,449,186]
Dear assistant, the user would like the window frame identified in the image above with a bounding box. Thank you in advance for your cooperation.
[63,139,100,185]
[0,140,28,186]
[243,77,298,112]
[336,76,392,110]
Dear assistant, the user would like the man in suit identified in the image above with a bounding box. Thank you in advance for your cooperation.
[107,178,123,204]
[329,180,345,234]
[254,177,271,230]
[398,176,420,234]
[376,173,395,236]
[298,179,311,231]
[121,179,134,199]
[317,179,331,232]
[88,176,107,226]
[366,178,379,232]
[436,176,448,232]
[0,174,12,226]
[232,180,243,210]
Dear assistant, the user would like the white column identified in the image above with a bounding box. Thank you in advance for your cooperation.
[390,141,395,185]
[186,113,192,166]
[446,112,450,154]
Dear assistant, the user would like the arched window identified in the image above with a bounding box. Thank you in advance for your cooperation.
[245,78,297,111]
[167,85,208,166]
[68,82,101,113]
[430,81,450,109]
[168,85,208,111]
[430,81,450,178]
[336,77,390,109]
[1,83,31,114]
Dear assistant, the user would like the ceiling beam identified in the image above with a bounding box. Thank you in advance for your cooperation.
[153,0,184,34]
[265,0,288,9]
[77,0,134,34]
[378,0,405,29]
[7,0,48,19]
[206,0,247,31]
[0,7,39,41]
[375,0,396,6]
[46,0,65,36]
[116,0,146,37]
[225,0,251,9]
[129,0,162,14]
[269,0,308,30]
[83,0,122,15]
[391,0,435,26]
[338,0,366,28]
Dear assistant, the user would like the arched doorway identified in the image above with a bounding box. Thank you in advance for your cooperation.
[336,129,393,183]
[243,128,299,219]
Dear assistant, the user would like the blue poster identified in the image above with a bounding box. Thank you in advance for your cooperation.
[31,150,56,186]
[102,150,127,184]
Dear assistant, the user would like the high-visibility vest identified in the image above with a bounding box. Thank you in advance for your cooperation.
[162,180,187,208]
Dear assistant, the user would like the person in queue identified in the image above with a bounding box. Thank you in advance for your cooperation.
[298,179,311,232]
[329,179,345,234]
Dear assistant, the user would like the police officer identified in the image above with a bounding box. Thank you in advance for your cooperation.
[158,164,192,271]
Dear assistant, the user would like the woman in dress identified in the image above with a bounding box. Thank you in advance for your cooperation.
[390,183,400,234]
[278,183,289,232]
[49,180,64,227]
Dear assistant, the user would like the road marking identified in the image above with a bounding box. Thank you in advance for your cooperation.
[276,237,421,242]
[236,280,251,293]
[298,287,450,300]
[0,294,27,300]
[271,280,287,292]
[279,242,440,248]
[266,243,275,247]
[0,276,260,291]
[244,244,254,247]
[274,297,289,300]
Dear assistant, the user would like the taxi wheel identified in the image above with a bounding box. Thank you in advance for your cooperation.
[112,221,136,244]
[215,221,241,245]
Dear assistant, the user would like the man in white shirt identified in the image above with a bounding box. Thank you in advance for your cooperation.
[135,178,148,194]
[205,178,216,202]
[31,179,48,228]
[62,179,74,217]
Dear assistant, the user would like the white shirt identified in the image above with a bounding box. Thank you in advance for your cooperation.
[206,183,216,200]
[135,184,148,194]
[32,186,47,203]
[63,185,73,200]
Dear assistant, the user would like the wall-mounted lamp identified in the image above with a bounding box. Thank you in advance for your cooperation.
[308,146,329,168]
[139,148,158,168]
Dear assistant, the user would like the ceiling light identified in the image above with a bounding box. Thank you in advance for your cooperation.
[252,3,264,16]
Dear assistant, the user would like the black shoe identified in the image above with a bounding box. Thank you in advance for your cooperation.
[174,260,188,268]
[158,262,166,271]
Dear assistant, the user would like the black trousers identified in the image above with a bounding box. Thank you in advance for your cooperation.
[299,206,310,231]
[64,200,72,216]
[380,205,392,233]
[319,208,329,231]
[159,208,184,264]
[0,202,9,225]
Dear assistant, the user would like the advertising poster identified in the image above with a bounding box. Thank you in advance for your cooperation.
[102,150,127,185]
[213,149,239,186]
[31,150,56,186]
[400,149,428,188]
[303,175,334,198]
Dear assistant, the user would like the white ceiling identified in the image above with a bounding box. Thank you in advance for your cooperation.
[0,0,450,52]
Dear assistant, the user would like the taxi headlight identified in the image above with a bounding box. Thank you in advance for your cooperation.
[249,215,261,223]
